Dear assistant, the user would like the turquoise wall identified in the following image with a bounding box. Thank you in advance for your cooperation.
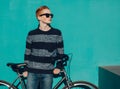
[0,0,120,87]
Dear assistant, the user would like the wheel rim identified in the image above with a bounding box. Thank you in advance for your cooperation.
[0,82,14,89]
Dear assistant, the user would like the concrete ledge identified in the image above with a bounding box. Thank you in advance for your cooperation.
[99,66,120,89]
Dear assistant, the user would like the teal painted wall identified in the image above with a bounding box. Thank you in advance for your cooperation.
[0,0,120,87]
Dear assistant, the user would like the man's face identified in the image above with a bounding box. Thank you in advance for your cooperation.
[38,9,53,24]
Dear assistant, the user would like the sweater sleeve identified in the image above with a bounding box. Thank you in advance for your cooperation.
[56,31,64,69]
[24,32,32,65]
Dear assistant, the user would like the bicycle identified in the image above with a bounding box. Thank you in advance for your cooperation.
[0,54,98,89]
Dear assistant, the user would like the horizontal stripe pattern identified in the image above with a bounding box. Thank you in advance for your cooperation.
[28,34,62,43]
[31,49,52,57]
[24,27,64,74]
[31,42,57,50]
[25,55,54,63]
[25,48,31,55]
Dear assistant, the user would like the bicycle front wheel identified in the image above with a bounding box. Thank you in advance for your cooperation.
[0,80,17,89]
[63,81,98,89]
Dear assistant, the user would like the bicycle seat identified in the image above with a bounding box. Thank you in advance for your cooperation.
[7,63,27,73]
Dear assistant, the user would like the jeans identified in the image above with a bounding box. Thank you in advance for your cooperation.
[27,72,53,89]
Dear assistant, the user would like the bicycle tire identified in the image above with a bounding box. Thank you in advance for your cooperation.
[63,81,98,89]
[0,80,17,89]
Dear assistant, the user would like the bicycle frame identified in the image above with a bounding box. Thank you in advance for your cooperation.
[2,54,70,89]
[4,68,68,89]
[9,68,71,89]
[10,73,26,89]
[53,69,71,89]
[1,54,98,89]
[7,55,71,89]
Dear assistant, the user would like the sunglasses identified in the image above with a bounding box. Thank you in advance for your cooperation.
[40,13,54,18]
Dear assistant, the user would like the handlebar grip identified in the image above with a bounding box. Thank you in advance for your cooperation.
[57,54,69,59]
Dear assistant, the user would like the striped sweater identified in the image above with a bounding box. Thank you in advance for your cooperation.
[24,27,64,74]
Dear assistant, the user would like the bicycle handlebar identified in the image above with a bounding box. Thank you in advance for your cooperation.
[53,54,69,62]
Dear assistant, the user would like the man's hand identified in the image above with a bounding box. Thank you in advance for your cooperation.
[53,68,61,74]
[23,71,28,77]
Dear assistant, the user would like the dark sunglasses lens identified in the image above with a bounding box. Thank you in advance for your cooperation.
[40,14,53,18]
[46,14,53,18]
[46,14,50,18]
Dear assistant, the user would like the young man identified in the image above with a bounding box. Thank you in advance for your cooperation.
[24,6,64,89]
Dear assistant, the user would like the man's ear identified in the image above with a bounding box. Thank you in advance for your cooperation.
[37,16,41,21]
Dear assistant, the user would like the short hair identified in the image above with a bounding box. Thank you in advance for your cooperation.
[36,5,49,18]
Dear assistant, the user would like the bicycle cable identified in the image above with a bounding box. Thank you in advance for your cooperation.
[66,53,73,82]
